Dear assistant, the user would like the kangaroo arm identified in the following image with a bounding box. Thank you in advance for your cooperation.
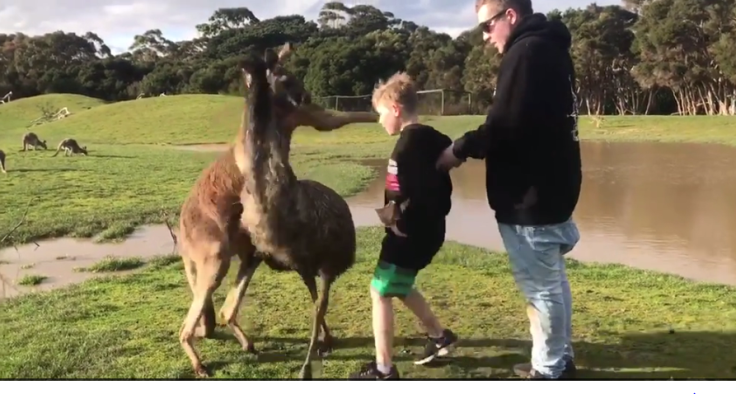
[299,104,377,132]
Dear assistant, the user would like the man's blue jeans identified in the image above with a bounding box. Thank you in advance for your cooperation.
[497,217,580,379]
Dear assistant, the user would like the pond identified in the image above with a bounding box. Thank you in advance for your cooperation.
[348,140,736,286]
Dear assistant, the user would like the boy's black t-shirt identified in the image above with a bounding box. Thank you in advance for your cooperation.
[378,123,453,271]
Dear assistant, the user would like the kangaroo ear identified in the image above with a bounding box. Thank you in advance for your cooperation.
[277,43,291,62]
[242,69,253,89]
[239,53,266,89]
[264,48,279,71]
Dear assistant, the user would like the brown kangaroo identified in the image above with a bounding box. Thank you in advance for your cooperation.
[21,132,47,151]
[0,149,6,173]
[52,138,87,157]
[177,43,378,379]
[232,50,362,379]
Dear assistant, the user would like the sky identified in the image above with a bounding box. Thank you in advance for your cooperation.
[0,0,621,54]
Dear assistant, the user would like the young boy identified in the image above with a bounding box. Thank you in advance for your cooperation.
[348,72,458,380]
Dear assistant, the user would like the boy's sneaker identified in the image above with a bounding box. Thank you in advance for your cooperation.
[513,359,577,380]
[348,361,400,380]
[414,328,458,365]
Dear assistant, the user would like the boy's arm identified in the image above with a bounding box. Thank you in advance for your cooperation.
[385,132,425,235]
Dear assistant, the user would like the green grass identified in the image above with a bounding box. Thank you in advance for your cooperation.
[94,224,137,243]
[1,93,736,379]
[74,256,146,273]
[0,227,735,379]
[0,93,106,132]
[17,274,46,286]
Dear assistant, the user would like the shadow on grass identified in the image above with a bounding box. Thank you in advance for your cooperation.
[204,331,736,379]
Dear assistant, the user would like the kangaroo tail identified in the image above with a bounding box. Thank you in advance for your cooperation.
[52,142,63,157]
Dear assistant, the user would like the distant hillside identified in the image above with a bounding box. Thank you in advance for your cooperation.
[24,94,244,145]
[0,94,107,133]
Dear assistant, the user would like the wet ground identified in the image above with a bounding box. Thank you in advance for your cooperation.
[3,140,736,299]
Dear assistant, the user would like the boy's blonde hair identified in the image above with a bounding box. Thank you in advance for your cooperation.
[371,72,418,116]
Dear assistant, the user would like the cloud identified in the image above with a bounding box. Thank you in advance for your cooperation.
[0,0,622,52]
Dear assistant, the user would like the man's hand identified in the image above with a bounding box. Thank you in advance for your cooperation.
[436,144,463,170]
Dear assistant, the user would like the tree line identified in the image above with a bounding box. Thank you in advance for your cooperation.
[0,0,734,116]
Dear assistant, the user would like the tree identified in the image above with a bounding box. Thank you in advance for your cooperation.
[0,1,732,115]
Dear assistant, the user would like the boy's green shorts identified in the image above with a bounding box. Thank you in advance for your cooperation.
[370,261,418,298]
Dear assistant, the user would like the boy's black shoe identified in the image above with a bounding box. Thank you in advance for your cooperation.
[348,361,400,380]
[513,359,577,380]
[414,328,458,365]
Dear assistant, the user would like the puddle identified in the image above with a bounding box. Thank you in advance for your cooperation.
[4,139,736,299]
[0,226,176,299]
[349,141,736,286]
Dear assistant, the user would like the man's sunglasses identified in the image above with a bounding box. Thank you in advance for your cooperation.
[478,9,508,33]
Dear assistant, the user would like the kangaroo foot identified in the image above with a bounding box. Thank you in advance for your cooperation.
[317,336,333,357]
[194,298,217,338]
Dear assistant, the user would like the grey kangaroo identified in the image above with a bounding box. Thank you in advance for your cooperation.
[52,138,87,157]
[21,132,48,151]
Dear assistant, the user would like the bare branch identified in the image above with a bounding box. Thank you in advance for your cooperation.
[160,208,178,254]
[1,198,35,245]
[0,198,35,300]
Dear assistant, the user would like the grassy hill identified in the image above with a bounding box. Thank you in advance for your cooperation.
[0,94,106,135]
[15,94,241,146]
[3,93,736,149]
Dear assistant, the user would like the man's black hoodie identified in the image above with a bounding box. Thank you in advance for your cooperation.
[452,13,582,226]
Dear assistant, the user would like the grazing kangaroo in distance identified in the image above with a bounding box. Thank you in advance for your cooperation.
[177,43,378,379]
[52,139,87,157]
[21,132,47,151]
[0,149,6,173]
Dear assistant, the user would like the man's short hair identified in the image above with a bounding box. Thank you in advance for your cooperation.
[475,0,533,16]
[371,72,418,115]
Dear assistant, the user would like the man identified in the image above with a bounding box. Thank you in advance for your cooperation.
[436,0,582,380]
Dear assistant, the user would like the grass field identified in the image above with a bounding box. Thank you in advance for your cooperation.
[1,94,736,379]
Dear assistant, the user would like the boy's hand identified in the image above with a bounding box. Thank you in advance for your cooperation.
[390,224,407,237]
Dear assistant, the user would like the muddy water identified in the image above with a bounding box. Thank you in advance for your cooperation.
[0,226,176,298]
[3,140,736,298]
[348,141,736,286]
